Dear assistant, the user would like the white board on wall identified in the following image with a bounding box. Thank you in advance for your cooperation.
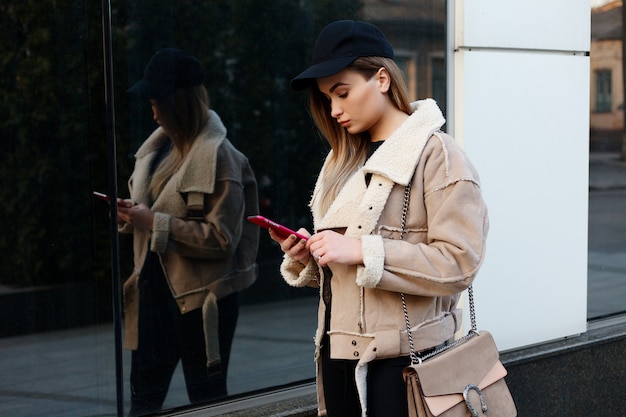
[462,0,590,52]
[459,49,590,351]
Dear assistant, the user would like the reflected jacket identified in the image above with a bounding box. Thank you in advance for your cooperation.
[120,110,259,357]
[280,99,489,416]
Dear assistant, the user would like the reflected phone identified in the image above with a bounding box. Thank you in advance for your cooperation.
[247,215,309,240]
[93,191,110,201]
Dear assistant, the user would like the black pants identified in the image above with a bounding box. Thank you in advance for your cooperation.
[129,253,239,416]
[320,335,409,417]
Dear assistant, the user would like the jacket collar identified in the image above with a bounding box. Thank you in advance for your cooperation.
[362,98,445,186]
[312,99,445,230]
[132,109,226,202]
[174,110,226,195]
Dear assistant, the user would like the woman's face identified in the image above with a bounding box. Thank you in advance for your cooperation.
[316,67,390,139]
[149,99,162,126]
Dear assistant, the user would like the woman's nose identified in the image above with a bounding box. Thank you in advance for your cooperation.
[330,102,342,119]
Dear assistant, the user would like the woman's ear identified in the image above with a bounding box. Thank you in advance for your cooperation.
[376,67,391,94]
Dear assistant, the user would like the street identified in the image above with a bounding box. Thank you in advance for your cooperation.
[587,152,626,319]
[588,189,626,252]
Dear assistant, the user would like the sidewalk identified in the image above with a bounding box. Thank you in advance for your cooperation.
[587,152,626,319]
[588,152,626,190]
[0,297,318,417]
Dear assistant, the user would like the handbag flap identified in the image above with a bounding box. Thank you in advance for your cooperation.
[422,360,508,416]
[413,331,500,396]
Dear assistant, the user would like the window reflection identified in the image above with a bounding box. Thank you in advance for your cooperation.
[0,1,448,416]
[589,1,626,320]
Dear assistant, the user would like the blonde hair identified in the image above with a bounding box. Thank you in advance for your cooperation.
[149,85,210,199]
[309,56,412,216]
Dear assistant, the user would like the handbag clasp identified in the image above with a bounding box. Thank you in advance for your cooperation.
[463,384,488,417]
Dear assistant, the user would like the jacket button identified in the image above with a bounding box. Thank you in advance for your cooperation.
[353,351,359,357]
[351,340,357,346]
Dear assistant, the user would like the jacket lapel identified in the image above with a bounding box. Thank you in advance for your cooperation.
[363,98,445,185]
[314,99,445,236]
[175,110,226,195]
[129,110,227,207]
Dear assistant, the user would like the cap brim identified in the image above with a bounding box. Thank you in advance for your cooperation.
[290,56,358,91]
[127,79,172,99]
[127,79,149,96]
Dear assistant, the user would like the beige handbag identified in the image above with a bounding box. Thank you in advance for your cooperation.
[402,287,517,417]
[398,183,517,417]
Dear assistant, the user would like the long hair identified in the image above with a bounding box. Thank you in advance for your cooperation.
[309,56,412,216]
[149,85,210,199]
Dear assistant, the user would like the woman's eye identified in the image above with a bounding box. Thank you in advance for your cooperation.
[338,92,348,98]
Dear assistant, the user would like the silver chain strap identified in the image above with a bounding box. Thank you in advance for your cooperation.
[399,181,411,240]
[399,182,420,364]
[399,182,478,365]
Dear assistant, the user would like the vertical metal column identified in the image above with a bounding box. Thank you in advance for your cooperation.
[101,0,125,415]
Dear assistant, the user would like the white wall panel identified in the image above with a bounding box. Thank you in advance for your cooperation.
[462,0,590,52]
[457,49,589,350]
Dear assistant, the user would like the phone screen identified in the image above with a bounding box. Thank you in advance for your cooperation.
[93,191,110,201]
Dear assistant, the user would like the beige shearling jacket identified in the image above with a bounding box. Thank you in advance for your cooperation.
[280,99,488,416]
[120,110,259,352]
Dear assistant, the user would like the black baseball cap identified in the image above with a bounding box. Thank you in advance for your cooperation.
[291,20,394,91]
[128,48,204,99]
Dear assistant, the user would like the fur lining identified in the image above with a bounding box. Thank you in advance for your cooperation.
[280,254,319,287]
[150,212,171,253]
[356,235,385,288]
[202,292,222,370]
[130,109,227,209]
[363,99,444,186]
[355,362,368,417]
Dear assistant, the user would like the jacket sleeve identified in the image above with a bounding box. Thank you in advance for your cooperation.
[358,134,489,296]
[280,254,320,287]
[151,178,246,259]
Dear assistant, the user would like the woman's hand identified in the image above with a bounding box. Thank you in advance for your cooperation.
[269,228,311,265]
[306,230,363,267]
[117,202,154,231]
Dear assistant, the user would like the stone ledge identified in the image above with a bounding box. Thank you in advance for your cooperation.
[500,315,626,366]
[168,385,318,417]
[169,317,626,416]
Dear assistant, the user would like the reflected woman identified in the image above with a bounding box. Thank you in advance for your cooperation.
[119,48,259,416]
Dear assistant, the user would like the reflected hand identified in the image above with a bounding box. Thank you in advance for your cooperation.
[117,202,154,231]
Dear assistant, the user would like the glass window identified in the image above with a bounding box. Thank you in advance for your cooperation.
[431,56,446,112]
[0,1,447,416]
[0,0,116,415]
[595,69,612,113]
[589,2,626,321]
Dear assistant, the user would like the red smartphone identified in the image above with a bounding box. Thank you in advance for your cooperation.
[247,215,309,240]
[93,191,110,201]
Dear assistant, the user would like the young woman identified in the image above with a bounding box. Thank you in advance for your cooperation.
[119,48,259,416]
[270,21,489,417]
